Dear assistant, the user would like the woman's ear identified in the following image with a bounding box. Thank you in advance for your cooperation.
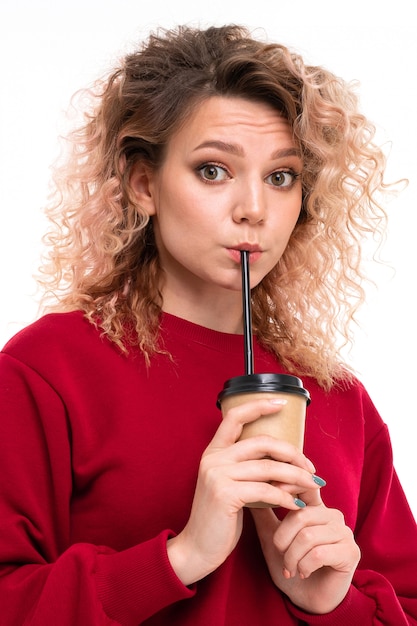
[129,161,157,216]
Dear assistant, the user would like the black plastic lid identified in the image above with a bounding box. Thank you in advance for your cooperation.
[217,373,311,407]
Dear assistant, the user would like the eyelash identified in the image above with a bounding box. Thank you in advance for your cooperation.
[196,162,301,188]
[196,162,229,183]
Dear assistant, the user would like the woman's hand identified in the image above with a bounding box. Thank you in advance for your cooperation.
[251,487,361,614]
[167,398,320,586]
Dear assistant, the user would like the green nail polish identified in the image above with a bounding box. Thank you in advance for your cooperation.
[294,498,306,508]
[312,474,327,487]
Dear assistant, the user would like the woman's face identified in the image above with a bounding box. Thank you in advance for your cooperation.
[133,96,303,318]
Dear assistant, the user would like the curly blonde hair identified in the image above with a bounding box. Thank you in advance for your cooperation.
[38,24,394,389]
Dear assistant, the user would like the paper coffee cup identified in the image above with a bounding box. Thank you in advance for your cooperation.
[217,373,310,507]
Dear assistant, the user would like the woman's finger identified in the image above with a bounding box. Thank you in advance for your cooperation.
[212,398,289,447]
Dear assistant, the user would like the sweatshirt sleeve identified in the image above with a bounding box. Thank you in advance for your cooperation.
[0,353,194,625]
[285,393,417,625]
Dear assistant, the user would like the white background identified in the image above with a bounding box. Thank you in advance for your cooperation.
[1,0,416,516]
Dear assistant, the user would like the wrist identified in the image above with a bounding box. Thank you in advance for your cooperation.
[167,534,211,587]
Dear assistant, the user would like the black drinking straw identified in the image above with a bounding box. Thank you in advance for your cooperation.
[241,250,254,375]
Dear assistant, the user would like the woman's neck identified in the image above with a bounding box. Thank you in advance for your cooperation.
[161,287,244,335]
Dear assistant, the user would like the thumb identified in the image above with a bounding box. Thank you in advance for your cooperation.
[298,480,325,507]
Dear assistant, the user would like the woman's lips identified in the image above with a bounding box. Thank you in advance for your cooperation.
[227,247,262,263]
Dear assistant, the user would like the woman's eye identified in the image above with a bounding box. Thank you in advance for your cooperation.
[266,170,298,188]
[197,164,229,182]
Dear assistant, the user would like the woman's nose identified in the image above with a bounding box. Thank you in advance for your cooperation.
[232,180,266,224]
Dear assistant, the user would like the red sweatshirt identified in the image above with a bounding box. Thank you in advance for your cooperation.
[0,311,416,625]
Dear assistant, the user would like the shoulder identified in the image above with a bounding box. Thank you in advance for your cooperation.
[3,311,93,351]
[1,311,131,399]
[304,372,386,444]
[1,311,113,371]
[306,371,377,412]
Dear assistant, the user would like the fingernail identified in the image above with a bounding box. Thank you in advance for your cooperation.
[312,474,327,487]
[269,399,287,405]
[282,567,292,579]
[294,498,306,508]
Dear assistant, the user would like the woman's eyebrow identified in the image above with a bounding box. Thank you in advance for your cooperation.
[193,140,244,156]
[271,147,302,160]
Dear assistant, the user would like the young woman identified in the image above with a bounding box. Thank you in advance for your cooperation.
[1,25,416,625]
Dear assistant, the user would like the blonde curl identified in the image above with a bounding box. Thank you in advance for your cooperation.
[37,25,401,387]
